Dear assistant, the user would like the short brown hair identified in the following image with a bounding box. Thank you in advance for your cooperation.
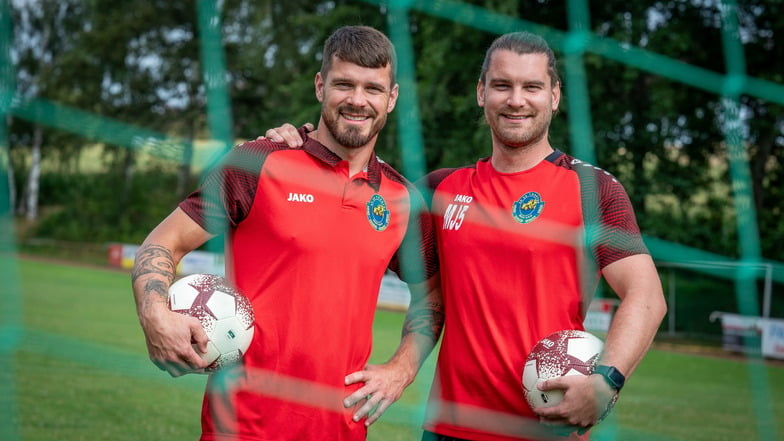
[479,32,560,87]
[320,25,397,85]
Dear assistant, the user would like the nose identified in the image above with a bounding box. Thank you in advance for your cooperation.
[507,87,526,108]
[346,88,368,107]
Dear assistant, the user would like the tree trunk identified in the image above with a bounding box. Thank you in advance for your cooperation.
[121,147,135,206]
[177,124,195,200]
[1,113,15,216]
[24,125,42,221]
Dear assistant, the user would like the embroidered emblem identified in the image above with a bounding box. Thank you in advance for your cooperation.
[512,192,545,224]
[366,194,390,231]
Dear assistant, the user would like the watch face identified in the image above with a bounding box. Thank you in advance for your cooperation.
[597,365,625,389]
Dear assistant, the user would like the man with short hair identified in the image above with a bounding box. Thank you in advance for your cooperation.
[417,31,666,441]
[131,25,443,441]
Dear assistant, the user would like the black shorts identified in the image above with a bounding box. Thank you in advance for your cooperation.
[421,431,472,441]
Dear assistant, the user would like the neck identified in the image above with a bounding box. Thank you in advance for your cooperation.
[311,126,374,177]
[490,142,554,173]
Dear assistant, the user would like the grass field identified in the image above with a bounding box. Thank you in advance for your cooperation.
[3,258,783,441]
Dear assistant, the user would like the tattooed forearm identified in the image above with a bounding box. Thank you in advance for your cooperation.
[131,244,178,309]
[402,300,444,344]
[131,244,177,285]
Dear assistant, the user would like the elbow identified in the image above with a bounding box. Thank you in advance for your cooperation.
[655,292,668,322]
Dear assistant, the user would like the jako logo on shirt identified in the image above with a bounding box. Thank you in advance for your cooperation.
[366,194,390,231]
[512,191,544,224]
[442,194,472,231]
[287,193,314,202]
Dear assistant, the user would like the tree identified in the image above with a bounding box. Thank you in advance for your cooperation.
[6,0,782,263]
[10,0,86,221]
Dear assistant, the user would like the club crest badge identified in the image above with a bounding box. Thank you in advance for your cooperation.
[366,194,390,231]
[512,191,545,224]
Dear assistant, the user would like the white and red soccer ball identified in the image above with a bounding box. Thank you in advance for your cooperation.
[168,273,255,373]
[522,329,604,409]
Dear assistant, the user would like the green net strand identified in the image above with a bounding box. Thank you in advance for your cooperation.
[1,0,21,439]
[2,1,783,440]
[9,97,192,162]
[720,2,777,440]
[196,0,233,254]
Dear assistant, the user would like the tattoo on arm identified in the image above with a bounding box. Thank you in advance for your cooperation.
[402,299,444,344]
[132,244,176,302]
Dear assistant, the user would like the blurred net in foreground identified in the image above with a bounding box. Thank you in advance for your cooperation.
[1,1,783,441]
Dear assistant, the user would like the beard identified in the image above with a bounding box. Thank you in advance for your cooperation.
[488,107,553,148]
[322,105,387,149]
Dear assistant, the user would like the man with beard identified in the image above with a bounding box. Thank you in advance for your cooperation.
[131,25,443,441]
[265,31,666,441]
[416,31,666,441]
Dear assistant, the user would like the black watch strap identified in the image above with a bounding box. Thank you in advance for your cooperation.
[594,365,626,391]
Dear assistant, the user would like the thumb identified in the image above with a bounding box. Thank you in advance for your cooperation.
[539,376,566,391]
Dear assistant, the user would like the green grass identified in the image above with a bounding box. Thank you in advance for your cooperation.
[3,258,783,441]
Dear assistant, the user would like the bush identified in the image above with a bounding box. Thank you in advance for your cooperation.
[32,166,186,244]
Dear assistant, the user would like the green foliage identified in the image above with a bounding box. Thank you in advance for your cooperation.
[6,0,784,265]
[31,158,184,244]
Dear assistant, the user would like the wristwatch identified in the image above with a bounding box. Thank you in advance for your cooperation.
[593,365,626,391]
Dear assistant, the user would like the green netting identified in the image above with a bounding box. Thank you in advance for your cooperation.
[1,1,782,440]
[1,0,21,440]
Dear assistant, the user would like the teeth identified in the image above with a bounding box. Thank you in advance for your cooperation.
[343,114,368,121]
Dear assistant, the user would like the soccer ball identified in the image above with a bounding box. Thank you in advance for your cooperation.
[168,273,255,373]
[522,329,604,409]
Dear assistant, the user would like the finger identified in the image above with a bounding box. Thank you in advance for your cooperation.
[264,129,284,143]
[540,420,577,437]
[344,371,367,387]
[352,394,378,422]
[184,347,210,371]
[538,377,566,391]
[343,387,371,408]
[364,399,391,426]
[191,321,210,355]
[158,359,187,377]
[281,132,303,148]
[152,357,185,376]
[303,122,315,132]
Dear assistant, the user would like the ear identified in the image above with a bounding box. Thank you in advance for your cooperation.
[476,80,485,107]
[315,72,324,102]
[551,81,561,111]
[387,83,399,113]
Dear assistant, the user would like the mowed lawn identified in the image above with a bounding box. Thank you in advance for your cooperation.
[3,257,783,441]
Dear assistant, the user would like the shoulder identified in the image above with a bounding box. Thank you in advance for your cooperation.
[418,163,479,191]
[376,158,410,186]
[550,151,622,186]
[220,139,291,170]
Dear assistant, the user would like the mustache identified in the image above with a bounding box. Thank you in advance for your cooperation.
[339,106,376,118]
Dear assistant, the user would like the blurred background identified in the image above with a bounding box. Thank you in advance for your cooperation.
[4,0,783,339]
[1,1,783,439]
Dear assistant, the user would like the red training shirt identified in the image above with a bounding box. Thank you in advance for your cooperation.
[419,151,647,441]
[179,132,437,441]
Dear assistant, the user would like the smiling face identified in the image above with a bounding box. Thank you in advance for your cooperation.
[477,49,560,152]
[316,56,398,151]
